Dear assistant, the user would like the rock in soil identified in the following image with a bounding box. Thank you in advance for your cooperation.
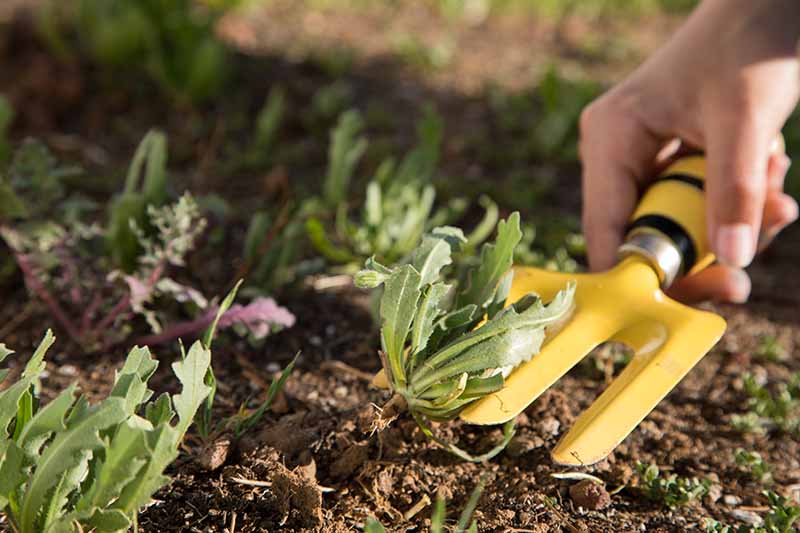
[569,479,612,510]
[197,435,232,471]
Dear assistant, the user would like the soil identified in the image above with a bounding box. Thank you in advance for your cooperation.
[1,3,799,532]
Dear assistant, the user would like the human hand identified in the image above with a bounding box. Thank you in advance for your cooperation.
[579,0,800,303]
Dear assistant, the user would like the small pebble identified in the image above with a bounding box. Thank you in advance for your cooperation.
[723,494,742,506]
[333,386,348,398]
[728,509,763,526]
[58,364,78,376]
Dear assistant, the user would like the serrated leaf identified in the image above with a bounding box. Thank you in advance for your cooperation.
[0,440,26,504]
[115,346,158,386]
[41,449,91,531]
[17,384,76,456]
[418,283,574,378]
[171,341,212,439]
[411,233,454,286]
[20,397,127,533]
[145,393,174,427]
[23,329,54,380]
[77,420,149,512]
[458,212,523,309]
[379,264,422,387]
[111,424,177,516]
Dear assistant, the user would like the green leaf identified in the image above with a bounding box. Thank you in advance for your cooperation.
[364,181,382,226]
[145,393,174,427]
[306,217,356,263]
[125,130,167,205]
[23,329,54,380]
[431,495,446,533]
[111,423,178,516]
[364,518,387,533]
[458,212,523,309]
[76,420,149,512]
[236,353,298,437]
[411,232,455,286]
[171,341,213,440]
[203,280,242,349]
[324,110,367,207]
[410,282,450,360]
[0,441,26,505]
[243,210,270,262]
[415,283,574,386]
[20,397,127,533]
[379,264,422,387]
[85,508,131,532]
[456,475,487,532]
[41,449,91,531]
[0,331,54,436]
[17,385,76,456]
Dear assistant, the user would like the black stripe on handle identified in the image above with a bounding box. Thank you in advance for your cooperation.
[652,173,705,190]
[627,214,697,272]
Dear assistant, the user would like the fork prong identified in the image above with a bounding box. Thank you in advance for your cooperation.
[551,305,726,466]
[459,308,618,425]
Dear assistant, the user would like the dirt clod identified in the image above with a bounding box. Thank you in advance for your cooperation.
[569,480,611,510]
[329,442,370,479]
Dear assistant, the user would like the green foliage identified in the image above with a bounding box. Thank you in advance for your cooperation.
[324,109,368,207]
[310,106,501,271]
[756,334,788,363]
[487,66,600,163]
[364,476,486,532]
[731,373,800,435]
[0,330,212,533]
[392,32,454,71]
[704,491,800,533]
[355,214,575,460]
[107,130,169,271]
[41,0,240,103]
[735,448,773,485]
[636,463,711,509]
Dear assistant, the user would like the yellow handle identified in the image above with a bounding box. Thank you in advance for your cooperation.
[626,156,715,280]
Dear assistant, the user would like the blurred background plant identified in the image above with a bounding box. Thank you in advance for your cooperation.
[36,0,249,103]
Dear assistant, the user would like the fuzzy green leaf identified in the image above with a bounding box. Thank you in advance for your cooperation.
[145,393,174,427]
[20,397,127,533]
[416,283,574,384]
[111,423,177,516]
[458,212,522,309]
[411,232,455,286]
[379,264,422,386]
[76,420,149,513]
[410,282,450,359]
[171,341,213,439]
[17,384,76,457]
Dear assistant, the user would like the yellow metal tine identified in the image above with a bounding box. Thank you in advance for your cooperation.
[551,307,726,466]
[459,308,619,425]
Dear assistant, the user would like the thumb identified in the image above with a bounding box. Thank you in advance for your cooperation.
[705,117,771,268]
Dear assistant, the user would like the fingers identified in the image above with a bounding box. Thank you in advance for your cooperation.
[705,114,772,268]
[758,152,798,251]
[667,264,751,304]
[579,94,664,272]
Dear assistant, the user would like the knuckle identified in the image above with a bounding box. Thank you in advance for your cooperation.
[726,178,761,201]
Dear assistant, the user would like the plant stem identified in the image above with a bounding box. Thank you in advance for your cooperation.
[14,251,82,344]
[134,310,216,346]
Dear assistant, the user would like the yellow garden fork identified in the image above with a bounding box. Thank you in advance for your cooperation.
[459,154,726,466]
